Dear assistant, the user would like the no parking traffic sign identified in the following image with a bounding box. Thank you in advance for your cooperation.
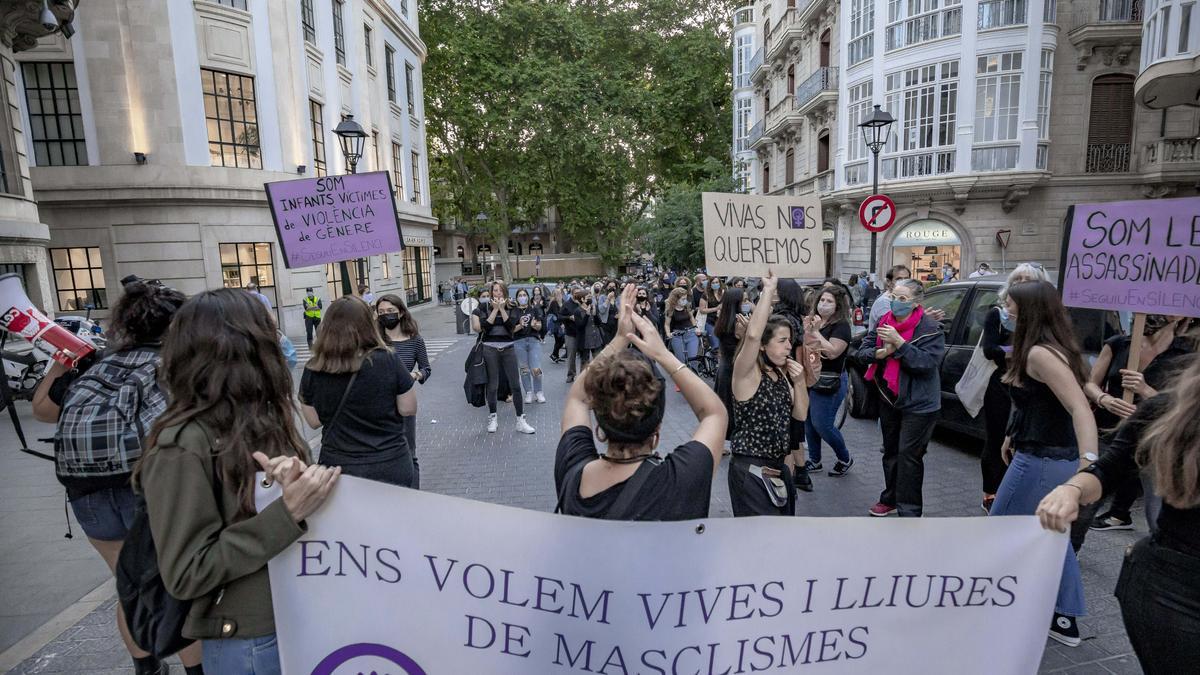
[859,194,896,233]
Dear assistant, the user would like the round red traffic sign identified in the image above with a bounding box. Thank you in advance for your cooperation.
[859,194,896,233]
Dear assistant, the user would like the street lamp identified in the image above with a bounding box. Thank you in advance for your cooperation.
[332,114,368,296]
[858,104,895,279]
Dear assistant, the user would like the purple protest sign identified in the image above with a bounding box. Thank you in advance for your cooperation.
[1059,196,1200,318]
[264,171,404,269]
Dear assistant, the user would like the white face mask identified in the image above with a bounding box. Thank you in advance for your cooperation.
[818,301,835,316]
[518,296,528,306]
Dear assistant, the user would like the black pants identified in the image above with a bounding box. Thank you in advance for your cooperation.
[482,345,523,415]
[878,404,938,517]
[980,378,1010,495]
[1115,537,1200,674]
[304,317,321,345]
[728,454,796,517]
[401,414,420,489]
[551,332,565,360]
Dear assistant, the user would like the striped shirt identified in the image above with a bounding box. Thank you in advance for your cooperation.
[390,337,431,383]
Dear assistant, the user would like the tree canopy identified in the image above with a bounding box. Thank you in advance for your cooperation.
[423,0,736,275]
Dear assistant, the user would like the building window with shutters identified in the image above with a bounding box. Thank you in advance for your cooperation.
[1085,74,1133,173]
[785,148,795,185]
[762,162,770,191]
[817,132,830,173]
[787,64,795,94]
[309,99,327,176]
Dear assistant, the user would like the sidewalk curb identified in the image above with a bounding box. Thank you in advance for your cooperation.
[0,578,116,672]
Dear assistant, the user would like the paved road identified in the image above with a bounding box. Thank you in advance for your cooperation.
[5,305,1145,673]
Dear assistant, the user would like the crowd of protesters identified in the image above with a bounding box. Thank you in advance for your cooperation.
[25,257,1197,674]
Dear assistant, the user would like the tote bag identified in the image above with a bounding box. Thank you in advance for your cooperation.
[954,338,996,418]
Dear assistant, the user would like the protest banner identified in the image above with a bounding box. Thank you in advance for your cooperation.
[702,192,824,279]
[259,476,1066,675]
[264,171,404,269]
[1059,196,1200,400]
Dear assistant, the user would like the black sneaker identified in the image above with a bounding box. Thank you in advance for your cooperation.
[1048,613,1081,647]
[828,458,854,476]
[1090,512,1134,531]
[793,468,813,492]
[804,460,823,472]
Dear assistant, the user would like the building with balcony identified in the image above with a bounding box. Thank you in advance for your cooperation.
[9,0,437,338]
[732,5,757,192]
[1137,0,1198,108]
[732,0,1199,281]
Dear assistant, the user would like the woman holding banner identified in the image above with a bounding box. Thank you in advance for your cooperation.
[556,284,726,521]
[1038,349,1200,673]
[989,280,1096,648]
[728,271,812,517]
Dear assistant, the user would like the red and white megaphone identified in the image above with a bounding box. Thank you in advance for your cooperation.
[0,273,95,367]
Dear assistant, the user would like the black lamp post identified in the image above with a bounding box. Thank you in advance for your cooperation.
[858,104,895,279]
[332,114,368,296]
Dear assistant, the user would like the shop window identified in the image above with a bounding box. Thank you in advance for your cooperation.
[50,247,106,311]
[219,243,276,308]
[402,246,431,305]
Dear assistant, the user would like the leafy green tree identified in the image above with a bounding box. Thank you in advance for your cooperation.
[637,159,736,271]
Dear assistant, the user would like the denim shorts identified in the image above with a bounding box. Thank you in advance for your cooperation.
[69,485,138,541]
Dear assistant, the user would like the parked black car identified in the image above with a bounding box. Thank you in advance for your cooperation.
[845,279,1122,439]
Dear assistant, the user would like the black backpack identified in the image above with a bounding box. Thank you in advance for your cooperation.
[116,431,222,659]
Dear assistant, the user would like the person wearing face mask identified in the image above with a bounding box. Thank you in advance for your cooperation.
[471,281,536,435]
[572,288,602,372]
[376,294,429,488]
[977,263,1051,512]
[633,287,660,329]
[713,287,750,441]
[691,274,708,313]
[856,279,946,517]
[662,287,699,391]
[556,285,727,521]
[803,287,854,477]
[699,277,723,352]
[728,271,811,516]
[1079,313,1195,538]
[511,288,546,405]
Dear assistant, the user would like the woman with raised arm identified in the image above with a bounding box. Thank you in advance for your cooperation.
[556,284,726,521]
[728,271,811,517]
[471,281,536,435]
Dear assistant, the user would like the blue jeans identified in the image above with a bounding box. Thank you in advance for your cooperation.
[806,372,851,464]
[990,451,1086,617]
[513,336,544,394]
[669,329,699,365]
[202,634,281,674]
[703,321,718,351]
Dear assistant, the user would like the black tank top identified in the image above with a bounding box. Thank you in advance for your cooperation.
[1008,378,1078,458]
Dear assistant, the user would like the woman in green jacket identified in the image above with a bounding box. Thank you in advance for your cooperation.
[136,289,339,674]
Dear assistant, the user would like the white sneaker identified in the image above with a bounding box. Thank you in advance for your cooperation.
[524,392,533,404]
[487,413,498,433]
[515,415,536,434]
[536,391,546,404]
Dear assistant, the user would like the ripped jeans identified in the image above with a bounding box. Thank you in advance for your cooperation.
[513,336,544,394]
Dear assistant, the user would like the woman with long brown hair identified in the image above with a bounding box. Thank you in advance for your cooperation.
[988,280,1097,647]
[471,280,536,434]
[302,297,417,485]
[375,293,429,489]
[136,289,339,673]
[1038,348,1200,673]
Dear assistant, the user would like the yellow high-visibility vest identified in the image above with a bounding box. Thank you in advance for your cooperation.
[303,296,322,319]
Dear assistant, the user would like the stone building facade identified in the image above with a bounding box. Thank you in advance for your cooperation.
[10,0,435,338]
[733,0,1199,281]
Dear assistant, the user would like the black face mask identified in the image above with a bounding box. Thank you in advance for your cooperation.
[378,315,401,330]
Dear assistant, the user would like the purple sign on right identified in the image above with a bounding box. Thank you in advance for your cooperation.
[1059,196,1200,318]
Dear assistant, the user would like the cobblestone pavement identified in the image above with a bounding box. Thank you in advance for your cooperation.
[8,306,1146,673]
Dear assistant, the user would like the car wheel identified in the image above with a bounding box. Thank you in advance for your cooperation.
[847,368,877,419]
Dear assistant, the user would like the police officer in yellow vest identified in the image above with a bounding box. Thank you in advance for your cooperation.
[302,287,323,346]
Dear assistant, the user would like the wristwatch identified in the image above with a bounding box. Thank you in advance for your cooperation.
[1082,452,1099,462]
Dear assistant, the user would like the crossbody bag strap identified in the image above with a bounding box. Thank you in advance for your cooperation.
[605,457,661,521]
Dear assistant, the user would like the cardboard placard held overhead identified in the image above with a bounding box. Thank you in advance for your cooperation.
[702,192,825,279]
[1058,196,1200,317]
[265,171,405,269]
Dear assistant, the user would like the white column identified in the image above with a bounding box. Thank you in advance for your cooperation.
[251,0,284,171]
[954,0,979,175]
[1016,1,1045,171]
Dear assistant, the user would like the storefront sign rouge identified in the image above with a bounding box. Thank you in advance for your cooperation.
[264,171,405,269]
[1059,196,1200,317]
[702,192,825,279]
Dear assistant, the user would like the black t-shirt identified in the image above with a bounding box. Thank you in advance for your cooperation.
[554,426,712,521]
[474,303,517,343]
[668,307,692,333]
[300,350,414,462]
[818,320,852,373]
[512,305,544,339]
[1097,335,1193,430]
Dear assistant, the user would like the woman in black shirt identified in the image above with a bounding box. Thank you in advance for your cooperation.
[471,281,536,435]
[301,297,417,486]
[556,284,726,521]
[1038,350,1200,674]
[802,286,854,476]
[375,293,430,489]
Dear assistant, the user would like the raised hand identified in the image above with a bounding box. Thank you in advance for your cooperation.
[761,269,778,295]
[616,283,638,339]
[627,311,671,361]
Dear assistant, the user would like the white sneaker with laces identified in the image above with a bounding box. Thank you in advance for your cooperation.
[516,415,536,434]
[536,391,546,403]
[487,413,498,433]
[524,392,533,404]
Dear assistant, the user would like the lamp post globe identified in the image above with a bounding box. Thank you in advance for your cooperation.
[857,104,895,281]
[332,114,368,297]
